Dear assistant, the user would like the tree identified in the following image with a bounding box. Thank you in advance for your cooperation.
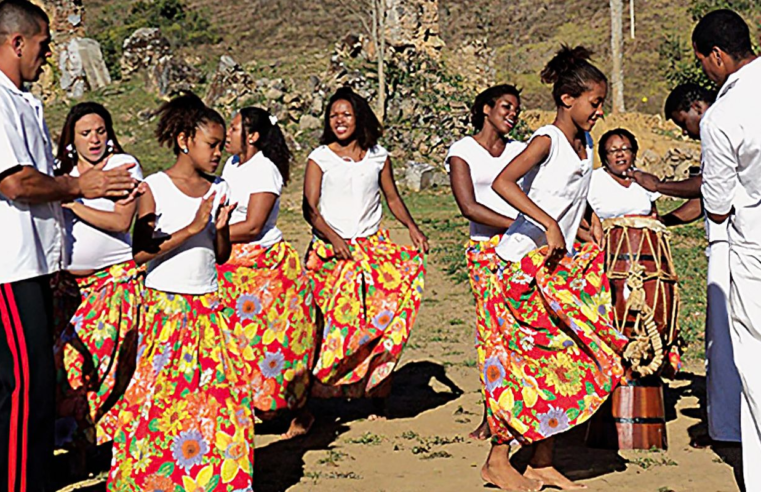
[610,0,626,113]
[337,0,387,122]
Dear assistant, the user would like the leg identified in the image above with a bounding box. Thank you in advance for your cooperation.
[0,278,55,492]
[368,376,392,421]
[470,400,492,441]
[481,442,542,491]
[525,437,587,490]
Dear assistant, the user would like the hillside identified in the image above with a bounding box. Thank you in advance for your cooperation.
[82,0,759,114]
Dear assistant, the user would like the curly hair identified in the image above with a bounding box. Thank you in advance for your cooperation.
[664,83,716,119]
[55,102,124,176]
[541,45,607,107]
[470,84,521,132]
[319,87,382,151]
[155,92,225,155]
[239,107,292,185]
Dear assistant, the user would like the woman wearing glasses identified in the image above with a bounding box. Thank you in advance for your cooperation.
[587,128,661,219]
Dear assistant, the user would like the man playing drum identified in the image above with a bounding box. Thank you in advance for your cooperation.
[629,83,743,449]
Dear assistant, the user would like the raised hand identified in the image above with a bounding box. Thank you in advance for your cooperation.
[189,192,216,235]
[625,169,661,192]
[215,200,238,230]
[79,161,138,199]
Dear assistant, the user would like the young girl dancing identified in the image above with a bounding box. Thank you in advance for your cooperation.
[303,87,428,417]
[446,84,525,440]
[481,46,627,491]
[217,107,316,439]
[108,94,254,491]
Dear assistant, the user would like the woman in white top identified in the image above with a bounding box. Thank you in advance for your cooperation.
[446,84,525,441]
[217,107,317,439]
[587,128,660,220]
[52,102,144,457]
[480,47,627,491]
[108,94,255,492]
[303,87,428,417]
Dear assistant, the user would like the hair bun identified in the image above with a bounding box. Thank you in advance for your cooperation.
[540,45,595,85]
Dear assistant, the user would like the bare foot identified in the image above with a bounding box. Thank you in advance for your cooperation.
[481,464,543,491]
[469,417,492,441]
[368,397,388,421]
[525,465,587,490]
[280,408,315,440]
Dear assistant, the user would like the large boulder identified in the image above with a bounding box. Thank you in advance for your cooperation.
[58,37,111,98]
[384,0,444,58]
[149,56,202,97]
[120,28,172,77]
[204,55,254,108]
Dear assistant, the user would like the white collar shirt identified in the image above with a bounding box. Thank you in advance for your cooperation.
[0,69,64,283]
[700,57,761,252]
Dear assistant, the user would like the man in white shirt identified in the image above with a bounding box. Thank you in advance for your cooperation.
[693,9,761,490]
[0,2,137,490]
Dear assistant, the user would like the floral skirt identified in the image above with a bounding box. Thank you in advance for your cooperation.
[466,236,502,390]
[53,261,143,448]
[306,230,426,398]
[107,289,255,492]
[217,240,317,414]
[482,243,627,445]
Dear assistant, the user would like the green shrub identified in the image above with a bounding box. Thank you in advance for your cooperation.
[91,0,220,79]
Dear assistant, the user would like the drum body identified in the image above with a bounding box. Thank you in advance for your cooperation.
[587,216,679,450]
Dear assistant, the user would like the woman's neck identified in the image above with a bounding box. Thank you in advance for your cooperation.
[474,125,506,157]
[76,152,109,173]
[237,145,260,164]
[605,167,632,187]
[329,139,365,160]
[552,112,584,146]
[167,156,203,179]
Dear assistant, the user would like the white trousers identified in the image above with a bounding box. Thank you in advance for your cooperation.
[728,249,761,491]
[706,241,742,442]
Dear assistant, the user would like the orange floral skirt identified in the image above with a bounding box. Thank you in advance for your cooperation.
[218,240,317,414]
[107,289,255,492]
[53,260,143,448]
[482,243,627,445]
[306,230,426,398]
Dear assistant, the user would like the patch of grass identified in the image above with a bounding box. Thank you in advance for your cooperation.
[401,430,419,440]
[421,450,453,460]
[318,449,349,467]
[324,471,362,480]
[448,318,465,326]
[628,450,679,469]
[346,432,384,446]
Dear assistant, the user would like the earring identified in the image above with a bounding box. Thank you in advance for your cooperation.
[66,143,76,160]
[106,139,115,153]
[181,147,189,154]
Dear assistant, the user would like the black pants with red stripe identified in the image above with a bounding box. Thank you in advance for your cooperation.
[0,276,54,492]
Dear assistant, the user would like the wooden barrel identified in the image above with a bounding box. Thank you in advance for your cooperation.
[586,376,667,450]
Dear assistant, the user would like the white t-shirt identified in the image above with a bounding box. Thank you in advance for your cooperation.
[65,154,143,270]
[221,152,283,249]
[496,125,594,262]
[701,57,761,253]
[143,172,230,295]
[587,167,659,220]
[445,136,526,241]
[0,70,65,283]
[308,144,388,240]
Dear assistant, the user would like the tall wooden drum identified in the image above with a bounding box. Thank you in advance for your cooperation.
[587,216,679,450]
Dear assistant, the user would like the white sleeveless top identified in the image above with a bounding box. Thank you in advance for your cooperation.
[445,136,526,240]
[221,152,284,249]
[587,167,660,220]
[308,144,388,240]
[143,172,230,295]
[496,125,594,262]
[65,154,143,270]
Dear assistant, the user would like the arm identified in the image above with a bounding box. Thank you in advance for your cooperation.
[379,157,429,252]
[214,202,235,264]
[491,136,565,258]
[630,170,702,199]
[302,160,353,260]
[701,122,739,224]
[661,198,703,226]
[132,187,215,265]
[229,192,277,243]
[63,199,138,233]
[0,161,137,203]
[449,156,514,230]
